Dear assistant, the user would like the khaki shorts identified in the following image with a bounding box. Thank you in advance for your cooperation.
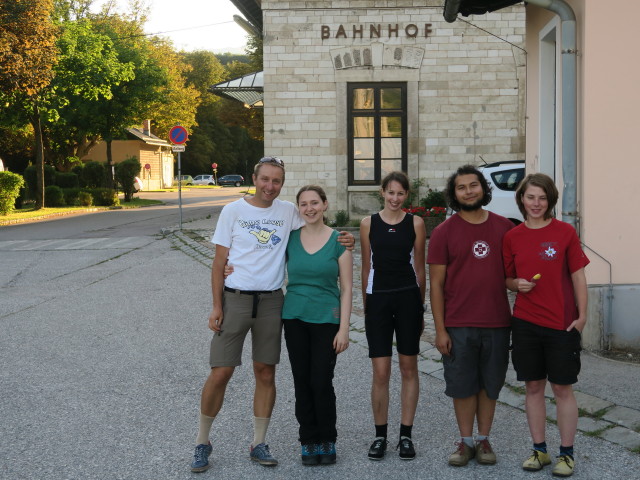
[209,288,284,367]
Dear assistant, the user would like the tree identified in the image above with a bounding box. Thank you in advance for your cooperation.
[44,18,135,169]
[144,38,199,138]
[87,15,168,184]
[114,155,140,202]
[0,0,58,208]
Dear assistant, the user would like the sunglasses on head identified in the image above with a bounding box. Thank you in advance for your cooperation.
[259,156,285,167]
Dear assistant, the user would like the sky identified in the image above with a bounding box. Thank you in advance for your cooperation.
[93,0,250,53]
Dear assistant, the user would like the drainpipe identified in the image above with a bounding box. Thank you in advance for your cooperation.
[527,0,578,230]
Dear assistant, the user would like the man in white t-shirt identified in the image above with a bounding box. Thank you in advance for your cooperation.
[190,157,353,472]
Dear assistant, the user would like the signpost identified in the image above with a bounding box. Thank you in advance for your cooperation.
[169,126,189,229]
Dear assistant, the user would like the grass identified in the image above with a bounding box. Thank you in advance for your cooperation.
[583,425,614,437]
[507,384,526,395]
[0,198,162,225]
[578,407,610,419]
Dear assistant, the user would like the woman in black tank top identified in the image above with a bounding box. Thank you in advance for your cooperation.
[359,171,426,461]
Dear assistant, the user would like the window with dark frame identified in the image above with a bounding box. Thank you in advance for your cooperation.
[348,83,407,186]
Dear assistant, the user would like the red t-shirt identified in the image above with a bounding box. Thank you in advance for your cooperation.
[427,212,514,328]
[502,219,590,330]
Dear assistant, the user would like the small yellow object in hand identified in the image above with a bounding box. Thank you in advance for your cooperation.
[532,273,541,281]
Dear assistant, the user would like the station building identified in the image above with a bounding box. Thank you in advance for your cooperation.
[230,0,525,216]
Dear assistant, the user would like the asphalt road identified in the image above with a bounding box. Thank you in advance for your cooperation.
[1,189,639,479]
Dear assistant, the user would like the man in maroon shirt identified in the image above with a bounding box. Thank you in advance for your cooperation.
[427,165,513,467]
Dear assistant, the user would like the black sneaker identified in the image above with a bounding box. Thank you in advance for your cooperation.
[368,437,388,460]
[318,441,336,465]
[397,436,416,460]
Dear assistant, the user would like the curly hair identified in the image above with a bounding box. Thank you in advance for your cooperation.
[444,164,492,212]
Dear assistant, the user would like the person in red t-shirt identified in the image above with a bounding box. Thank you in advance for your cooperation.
[427,165,514,467]
[503,173,589,478]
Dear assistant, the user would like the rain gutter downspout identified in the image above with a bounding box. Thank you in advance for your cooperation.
[527,1,614,349]
[526,0,578,230]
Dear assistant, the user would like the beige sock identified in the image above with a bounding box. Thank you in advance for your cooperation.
[196,413,215,445]
[253,416,271,446]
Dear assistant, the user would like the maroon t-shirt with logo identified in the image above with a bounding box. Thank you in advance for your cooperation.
[427,212,514,328]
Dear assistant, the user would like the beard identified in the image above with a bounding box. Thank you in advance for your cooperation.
[458,197,485,211]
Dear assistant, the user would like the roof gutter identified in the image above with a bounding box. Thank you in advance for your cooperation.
[527,0,578,230]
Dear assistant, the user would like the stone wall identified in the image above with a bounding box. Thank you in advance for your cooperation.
[262,0,525,218]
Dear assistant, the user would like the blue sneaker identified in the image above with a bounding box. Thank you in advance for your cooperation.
[318,441,336,465]
[250,443,278,466]
[301,444,319,465]
[191,442,212,473]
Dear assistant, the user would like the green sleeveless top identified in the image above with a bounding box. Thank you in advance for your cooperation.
[281,229,346,324]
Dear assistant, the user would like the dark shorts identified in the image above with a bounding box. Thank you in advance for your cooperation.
[443,326,510,400]
[511,317,582,385]
[365,287,423,357]
[209,289,284,367]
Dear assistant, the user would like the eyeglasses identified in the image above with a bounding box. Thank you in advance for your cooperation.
[259,156,285,167]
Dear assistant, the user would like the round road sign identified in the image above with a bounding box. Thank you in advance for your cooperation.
[169,125,188,145]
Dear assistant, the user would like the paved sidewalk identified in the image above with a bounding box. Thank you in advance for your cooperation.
[165,215,640,453]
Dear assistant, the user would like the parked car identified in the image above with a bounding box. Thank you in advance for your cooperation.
[193,174,216,185]
[173,175,194,186]
[479,160,525,224]
[217,174,245,187]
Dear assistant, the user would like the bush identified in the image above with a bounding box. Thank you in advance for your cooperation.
[85,188,118,206]
[23,164,56,194]
[45,185,65,207]
[115,156,141,202]
[62,188,79,206]
[55,171,79,189]
[420,189,447,209]
[78,191,93,206]
[332,209,350,227]
[80,161,106,188]
[0,171,25,215]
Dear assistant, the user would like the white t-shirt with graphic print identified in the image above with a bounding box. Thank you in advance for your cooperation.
[211,197,304,291]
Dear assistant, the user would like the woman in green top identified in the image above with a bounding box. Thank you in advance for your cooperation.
[282,185,353,466]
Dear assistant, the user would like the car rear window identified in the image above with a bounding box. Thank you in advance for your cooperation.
[491,168,524,191]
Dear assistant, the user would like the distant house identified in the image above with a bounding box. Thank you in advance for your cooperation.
[81,120,174,190]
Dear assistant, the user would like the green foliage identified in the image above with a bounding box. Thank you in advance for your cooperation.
[23,165,56,193]
[420,189,447,209]
[332,210,350,228]
[78,190,93,206]
[45,185,66,207]
[405,177,425,208]
[215,53,251,65]
[60,187,93,207]
[0,171,25,215]
[84,188,118,206]
[79,161,106,188]
[114,156,141,202]
[55,171,79,188]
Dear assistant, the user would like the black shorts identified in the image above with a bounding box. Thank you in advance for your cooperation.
[365,287,423,358]
[442,327,510,400]
[511,317,582,385]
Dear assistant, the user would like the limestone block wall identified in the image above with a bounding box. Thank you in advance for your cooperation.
[262,0,525,218]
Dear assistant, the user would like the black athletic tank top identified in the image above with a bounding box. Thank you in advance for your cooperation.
[366,212,418,293]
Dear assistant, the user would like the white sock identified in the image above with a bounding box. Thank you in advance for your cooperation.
[462,436,474,448]
[253,416,271,446]
[476,434,488,441]
[196,413,215,445]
